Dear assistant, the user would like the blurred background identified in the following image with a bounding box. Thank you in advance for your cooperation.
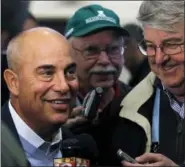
[29,1,143,33]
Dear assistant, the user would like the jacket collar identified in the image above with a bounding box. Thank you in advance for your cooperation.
[119,72,156,153]
[154,77,163,90]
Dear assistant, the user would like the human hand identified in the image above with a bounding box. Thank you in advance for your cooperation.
[65,87,115,127]
[64,106,88,128]
[121,153,177,166]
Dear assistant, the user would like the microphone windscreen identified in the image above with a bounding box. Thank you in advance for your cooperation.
[62,133,99,162]
[62,137,80,150]
[76,133,99,159]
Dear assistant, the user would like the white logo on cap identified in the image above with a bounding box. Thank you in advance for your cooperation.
[85,10,116,24]
[97,10,106,17]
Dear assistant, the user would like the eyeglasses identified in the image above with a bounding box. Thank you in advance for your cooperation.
[138,40,184,57]
[72,44,126,60]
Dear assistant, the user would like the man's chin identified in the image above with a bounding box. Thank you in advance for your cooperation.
[163,78,185,95]
[52,113,69,125]
[163,78,184,89]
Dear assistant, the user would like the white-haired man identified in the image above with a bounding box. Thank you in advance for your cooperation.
[117,1,184,167]
[64,4,131,166]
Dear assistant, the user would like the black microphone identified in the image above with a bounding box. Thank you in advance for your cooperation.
[76,133,99,160]
[58,134,98,166]
[62,137,81,157]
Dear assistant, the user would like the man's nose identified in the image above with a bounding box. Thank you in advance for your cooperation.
[96,51,111,66]
[52,74,70,94]
[155,47,167,65]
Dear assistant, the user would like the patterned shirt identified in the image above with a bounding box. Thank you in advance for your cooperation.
[163,86,184,119]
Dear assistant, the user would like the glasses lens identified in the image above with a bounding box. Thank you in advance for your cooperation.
[164,44,183,55]
[84,46,100,57]
[108,45,124,56]
[138,40,148,56]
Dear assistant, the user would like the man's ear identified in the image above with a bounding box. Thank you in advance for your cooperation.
[4,69,19,96]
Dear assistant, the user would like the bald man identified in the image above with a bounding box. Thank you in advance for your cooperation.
[1,27,80,166]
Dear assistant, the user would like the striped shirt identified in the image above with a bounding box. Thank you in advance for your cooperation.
[163,87,184,119]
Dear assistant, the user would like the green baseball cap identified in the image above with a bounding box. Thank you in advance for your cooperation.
[64,4,129,39]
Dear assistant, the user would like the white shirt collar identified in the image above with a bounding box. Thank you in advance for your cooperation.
[8,100,62,149]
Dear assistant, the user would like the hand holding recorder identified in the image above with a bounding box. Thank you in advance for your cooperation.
[118,150,178,167]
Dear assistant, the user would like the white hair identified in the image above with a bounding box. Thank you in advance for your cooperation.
[137,1,184,32]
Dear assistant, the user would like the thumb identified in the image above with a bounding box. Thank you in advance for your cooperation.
[135,155,146,163]
[135,153,151,163]
[70,106,84,117]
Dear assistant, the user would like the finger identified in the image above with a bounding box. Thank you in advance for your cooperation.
[75,116,87,122]
[68,116,87,124]
[65,116,87,128]
[145,161,163,166]
[70,106,84,117]
[121,160,142,167]
[146,158,177,166]
[136,153,162,163]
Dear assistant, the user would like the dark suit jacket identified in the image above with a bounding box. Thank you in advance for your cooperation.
[1,102,80,166]
[1,121,28,167]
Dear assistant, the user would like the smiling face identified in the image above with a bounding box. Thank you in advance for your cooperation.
[5,29,79,132]
[143,24,184,94]
[70,30,124,93]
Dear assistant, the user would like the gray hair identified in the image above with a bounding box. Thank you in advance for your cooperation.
[6,36,22,71]
[137,1,184,32]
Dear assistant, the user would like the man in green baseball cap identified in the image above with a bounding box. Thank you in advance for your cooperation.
[65,4,129,38]
[64,4,131,166]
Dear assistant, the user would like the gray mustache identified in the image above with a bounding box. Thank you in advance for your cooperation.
[89,66,117,74]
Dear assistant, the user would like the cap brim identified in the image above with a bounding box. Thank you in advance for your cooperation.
[72,23,129,37]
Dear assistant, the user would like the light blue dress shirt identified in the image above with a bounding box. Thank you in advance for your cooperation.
[9,101,63,166]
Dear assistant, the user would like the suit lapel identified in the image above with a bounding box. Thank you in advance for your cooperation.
[1,102,31,167]
[1,102,23,146]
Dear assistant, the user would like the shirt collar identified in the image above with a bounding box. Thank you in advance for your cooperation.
[161,84,184,106]
[8,100,62,149]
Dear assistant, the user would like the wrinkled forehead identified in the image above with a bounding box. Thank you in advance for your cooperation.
[143,25,184,44]
[21,42,73,70]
